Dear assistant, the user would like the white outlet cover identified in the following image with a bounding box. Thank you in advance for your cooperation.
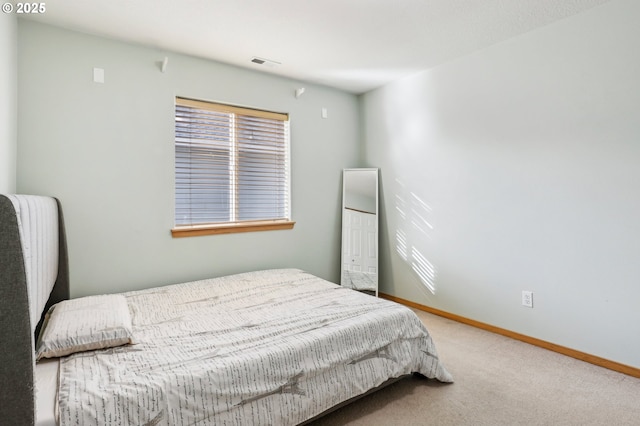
[522,291,533,308]
[93,68,105,83]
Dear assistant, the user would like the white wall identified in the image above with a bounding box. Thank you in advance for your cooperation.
[18,21,360,297]
[361,0,640,368]
[0,13,17,193]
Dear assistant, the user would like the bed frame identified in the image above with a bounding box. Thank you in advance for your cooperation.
[0,194,432,425]
[0,195,70,425]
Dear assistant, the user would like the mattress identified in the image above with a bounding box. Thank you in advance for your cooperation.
[35,358,59,426]
[56,269,452,425]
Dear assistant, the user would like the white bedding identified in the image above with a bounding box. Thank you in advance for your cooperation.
[57,269,452,425]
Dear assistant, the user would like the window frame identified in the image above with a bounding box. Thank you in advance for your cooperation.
[171,97,295,238]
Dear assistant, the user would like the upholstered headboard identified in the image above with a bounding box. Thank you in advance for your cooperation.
[0,195,69,425]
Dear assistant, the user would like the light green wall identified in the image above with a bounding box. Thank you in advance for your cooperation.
[17,20,360,297]
[0,13,17,193]
[361,0,640,368]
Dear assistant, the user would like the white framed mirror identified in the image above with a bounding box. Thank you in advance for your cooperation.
[340,168,379,296]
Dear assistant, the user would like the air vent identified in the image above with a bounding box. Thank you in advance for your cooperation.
[250,57,281,68]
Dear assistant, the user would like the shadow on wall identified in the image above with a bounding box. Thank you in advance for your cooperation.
[394,177,438,296]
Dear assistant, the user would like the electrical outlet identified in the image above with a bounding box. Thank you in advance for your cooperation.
[522,291,533,308]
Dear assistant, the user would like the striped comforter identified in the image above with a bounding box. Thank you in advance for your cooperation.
[57,269,452,425]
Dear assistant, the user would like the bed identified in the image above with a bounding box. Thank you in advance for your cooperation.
[0,194,452,425]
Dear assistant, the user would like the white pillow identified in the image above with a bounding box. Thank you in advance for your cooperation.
[36,294,134,360]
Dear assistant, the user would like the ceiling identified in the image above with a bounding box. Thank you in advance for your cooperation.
[23,0,610,94]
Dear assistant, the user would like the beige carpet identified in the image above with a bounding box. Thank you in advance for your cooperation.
[310,309,640,425]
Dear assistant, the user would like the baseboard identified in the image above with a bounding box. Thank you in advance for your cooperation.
[380,293,640,379]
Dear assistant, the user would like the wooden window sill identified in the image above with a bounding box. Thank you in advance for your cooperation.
[171,220,295,238]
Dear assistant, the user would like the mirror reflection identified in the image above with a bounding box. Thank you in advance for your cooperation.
[341,168,379,296]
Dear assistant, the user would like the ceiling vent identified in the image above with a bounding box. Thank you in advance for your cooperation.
[251,57,281,68]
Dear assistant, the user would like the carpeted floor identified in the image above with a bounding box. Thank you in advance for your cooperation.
[309,309,640,425]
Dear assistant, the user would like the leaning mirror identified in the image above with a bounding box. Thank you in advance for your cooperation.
[340,168,379,296]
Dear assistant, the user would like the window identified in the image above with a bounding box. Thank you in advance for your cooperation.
[172,97,294,237]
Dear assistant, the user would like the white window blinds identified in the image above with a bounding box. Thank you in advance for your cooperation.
[175,97,290,227]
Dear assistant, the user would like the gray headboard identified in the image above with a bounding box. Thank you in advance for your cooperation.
[0,195,70,425]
